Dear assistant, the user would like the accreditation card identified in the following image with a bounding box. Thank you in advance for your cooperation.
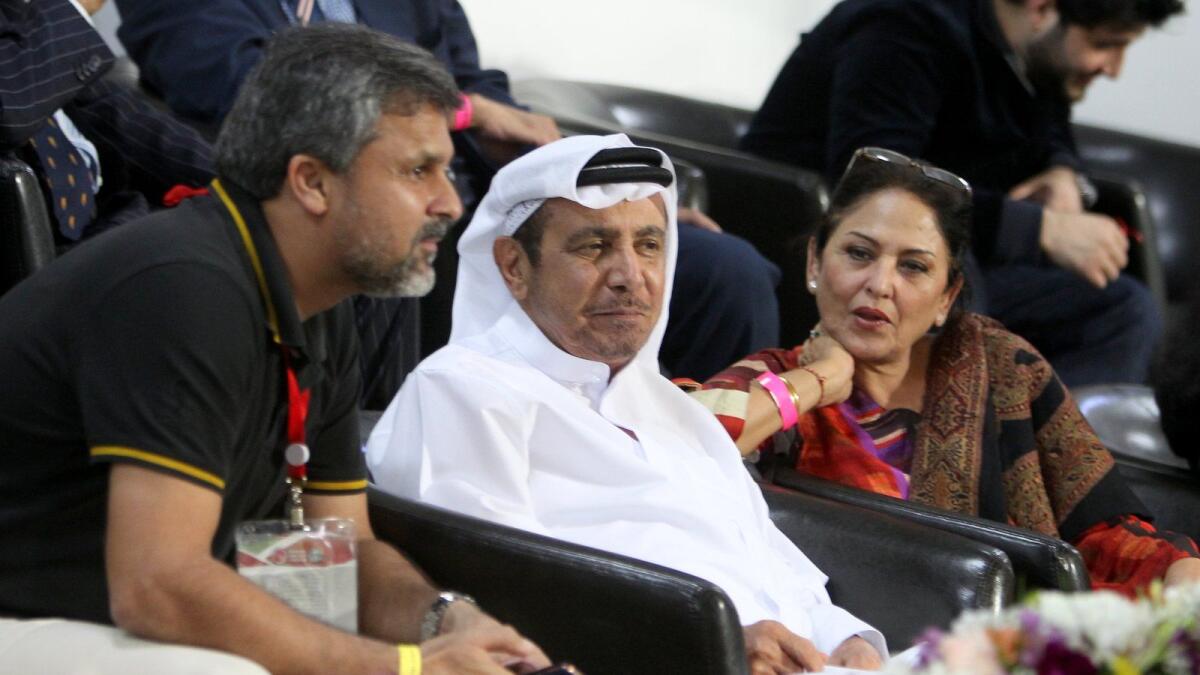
[236,517,358,633]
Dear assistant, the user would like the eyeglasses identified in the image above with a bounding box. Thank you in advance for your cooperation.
[843,147,973,198]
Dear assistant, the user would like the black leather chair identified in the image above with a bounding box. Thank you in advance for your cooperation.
[1088,174,1167,315]
[759,485,1012,649]
[0,157,56,295]
[1111,455,1200,543]
[1073,385,1188,471]
[1072,385,1199,542]
[369,489,748,675]
[771,470,1089,594]
[1076,124,1200,328]
[513,79,751,151]
[366,479,1012,672]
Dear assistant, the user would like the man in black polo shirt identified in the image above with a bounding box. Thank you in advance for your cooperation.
[0,24,549,675]
[742,0,1184,388]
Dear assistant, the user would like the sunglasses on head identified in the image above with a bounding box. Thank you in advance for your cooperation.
[844,147,973,198]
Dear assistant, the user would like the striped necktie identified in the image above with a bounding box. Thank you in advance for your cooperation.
[27,117,95,241]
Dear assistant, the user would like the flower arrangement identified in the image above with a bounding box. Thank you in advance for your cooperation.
[889,584,1200,674]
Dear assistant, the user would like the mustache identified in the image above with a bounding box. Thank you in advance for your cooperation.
[586,298,653,314]
[414,216,453,242]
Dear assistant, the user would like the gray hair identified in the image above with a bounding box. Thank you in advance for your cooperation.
[215,23,460,199]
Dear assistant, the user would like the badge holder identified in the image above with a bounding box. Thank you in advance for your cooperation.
[235,355,359,633]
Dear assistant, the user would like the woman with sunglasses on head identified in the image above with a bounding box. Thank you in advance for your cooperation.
[681,148,1200,595]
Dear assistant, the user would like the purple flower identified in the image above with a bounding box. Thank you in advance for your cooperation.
[1036,639,1097,675]
[1170,629,1200,674]
[913,628,945,669]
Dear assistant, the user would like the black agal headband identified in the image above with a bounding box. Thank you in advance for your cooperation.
[576,147,673,188]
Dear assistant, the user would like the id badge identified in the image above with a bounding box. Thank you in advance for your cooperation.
[236,518,358,633]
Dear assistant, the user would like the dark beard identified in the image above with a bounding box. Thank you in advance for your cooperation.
[1025,30,1072,105]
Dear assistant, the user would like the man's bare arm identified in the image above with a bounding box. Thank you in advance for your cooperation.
[305,493,550,669]
[105,464,396,675]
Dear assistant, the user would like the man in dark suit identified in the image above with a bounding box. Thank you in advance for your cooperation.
[115,0,785,398]
[0,0,212,244]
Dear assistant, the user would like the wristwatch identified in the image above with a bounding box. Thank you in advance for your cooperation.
[419,591,477,641]
[1076,172,1099,209]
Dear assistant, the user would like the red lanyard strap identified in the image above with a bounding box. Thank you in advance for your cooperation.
[282,351,312,481]
[282,351,312,529]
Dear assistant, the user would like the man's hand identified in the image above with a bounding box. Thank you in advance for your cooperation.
[468,94,560,164]
[743,620,826,674]
[423,620,551,675]
[1039,209,1129,288]
[828,636,883,670]
[678,207,723,233]
[1009,166,1084,214]
[436,595,549,662]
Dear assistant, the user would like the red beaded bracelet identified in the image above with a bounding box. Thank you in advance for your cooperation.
[799,366,826,406]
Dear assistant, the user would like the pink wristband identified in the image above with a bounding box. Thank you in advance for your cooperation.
[452,93,473,131]
[754,371,799,431]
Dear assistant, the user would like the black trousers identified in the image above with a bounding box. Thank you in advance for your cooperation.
[984,264,1161,388]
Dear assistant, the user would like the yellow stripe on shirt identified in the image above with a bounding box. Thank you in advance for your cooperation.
[211,179,281,343]
[90,446,226,490]
[306,478,369,492]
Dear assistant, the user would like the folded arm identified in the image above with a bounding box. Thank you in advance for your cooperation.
[0,0,113,147]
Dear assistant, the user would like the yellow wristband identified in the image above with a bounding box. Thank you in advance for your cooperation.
[397,644,422,675]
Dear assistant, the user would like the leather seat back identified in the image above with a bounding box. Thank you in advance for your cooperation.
[773,471,1090,593]
[0,158,55,295]
[368,489,750,675]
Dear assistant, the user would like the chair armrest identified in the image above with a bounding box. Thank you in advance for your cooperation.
[367,488,749,675]
[1090,173,1166,314]
[773,471,1089,593]
[0,157,55,294]
[1112,460,1200,543]
[761,485,1012,651]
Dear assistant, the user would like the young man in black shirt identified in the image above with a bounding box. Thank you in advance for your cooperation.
[0,23,548,675]
[743,0,1184,387]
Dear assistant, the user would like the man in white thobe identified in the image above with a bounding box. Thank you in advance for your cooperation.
[368,134,886,672]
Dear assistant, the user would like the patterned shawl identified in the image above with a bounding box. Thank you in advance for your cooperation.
[795,313,1143,540]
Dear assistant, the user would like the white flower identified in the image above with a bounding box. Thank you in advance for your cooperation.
[1164,582,1200,620]
[1029,590,1158,662]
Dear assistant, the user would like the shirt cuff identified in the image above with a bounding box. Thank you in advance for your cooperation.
[807,602,888,661]
[1047,151,1083,173]
[993,199,1046,266]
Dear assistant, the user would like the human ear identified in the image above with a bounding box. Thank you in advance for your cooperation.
[1029,0,1059,35]
[936,273,966,326]
[285,154,334,217]
[493,237,531,300]
[805,236,821,294]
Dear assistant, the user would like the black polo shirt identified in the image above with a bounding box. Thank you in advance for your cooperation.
[0,179,366,623]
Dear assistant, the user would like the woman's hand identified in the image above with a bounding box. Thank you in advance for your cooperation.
[1164,557,1200,588]
[796,326,854,407]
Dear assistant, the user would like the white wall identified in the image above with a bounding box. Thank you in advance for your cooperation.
[459,0,1200,148]
[91,0,1198,147]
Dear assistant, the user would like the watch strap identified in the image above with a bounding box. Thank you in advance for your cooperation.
[419,591,477,642]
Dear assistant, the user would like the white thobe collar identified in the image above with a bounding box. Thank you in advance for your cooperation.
[492,303,612,411]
